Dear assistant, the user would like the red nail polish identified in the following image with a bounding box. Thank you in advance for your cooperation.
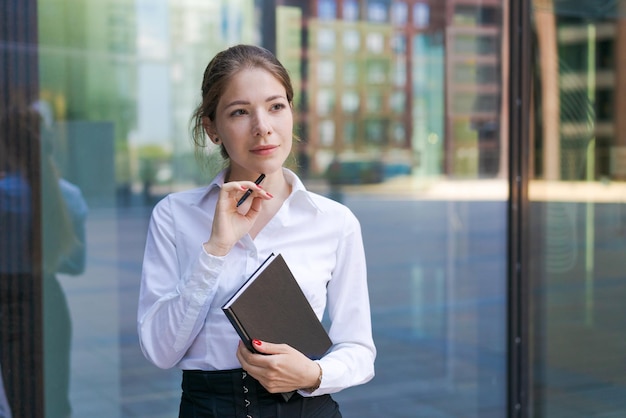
[266,193,274,198]
[253,339,262,346]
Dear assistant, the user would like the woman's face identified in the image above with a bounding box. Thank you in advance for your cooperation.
[205,68,293,181]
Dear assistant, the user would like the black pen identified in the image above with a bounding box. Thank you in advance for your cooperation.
[236,173,265,207]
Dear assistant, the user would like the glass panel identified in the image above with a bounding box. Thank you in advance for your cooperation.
[530,1,626,416]
[1,1,509,417]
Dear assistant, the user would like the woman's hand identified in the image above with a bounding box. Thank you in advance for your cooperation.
[236,340,321,393]
[203,180,272,256]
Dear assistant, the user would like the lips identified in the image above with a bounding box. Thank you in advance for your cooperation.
[250,145,278,155]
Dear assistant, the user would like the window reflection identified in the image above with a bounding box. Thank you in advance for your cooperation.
[530,1,626,416]
[2,0,513,417]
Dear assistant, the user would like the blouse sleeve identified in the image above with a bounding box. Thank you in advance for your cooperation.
[307,209,376,395]
[137,195,224,369]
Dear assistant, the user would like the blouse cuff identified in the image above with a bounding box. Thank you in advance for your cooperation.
[178,247,225,304]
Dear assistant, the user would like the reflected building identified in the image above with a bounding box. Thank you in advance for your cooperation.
[445,0,507,178]
[269,0,507,180]
[533,3,626,182]
[168,0,256,181]
[37,0,137,205]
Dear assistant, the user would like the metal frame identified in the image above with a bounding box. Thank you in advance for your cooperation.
[507,0,532,416]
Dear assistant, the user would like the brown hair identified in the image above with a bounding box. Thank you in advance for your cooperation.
[190,44,295,161]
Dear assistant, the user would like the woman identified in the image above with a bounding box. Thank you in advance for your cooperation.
[137,44,375,418]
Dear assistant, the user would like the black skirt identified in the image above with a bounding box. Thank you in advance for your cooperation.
[179,369,342,418]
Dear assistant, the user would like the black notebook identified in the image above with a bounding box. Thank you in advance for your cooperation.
[222,253,332,359]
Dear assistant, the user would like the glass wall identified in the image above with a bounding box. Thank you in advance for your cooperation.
[529,0,626,416]
[1,1,509,417]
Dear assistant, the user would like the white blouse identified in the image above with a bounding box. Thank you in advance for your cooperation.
[137,168,375,396]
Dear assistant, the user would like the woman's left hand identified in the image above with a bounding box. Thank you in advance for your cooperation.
[236,340,321,393]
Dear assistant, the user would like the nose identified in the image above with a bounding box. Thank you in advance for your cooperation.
[252,111,272,137]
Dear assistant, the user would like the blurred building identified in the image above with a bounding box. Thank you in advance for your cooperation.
[268,0,507,180]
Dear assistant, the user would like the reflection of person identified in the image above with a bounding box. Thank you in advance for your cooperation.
[0,360,10,418]
[0,103,87,418]
[138,44,375,417]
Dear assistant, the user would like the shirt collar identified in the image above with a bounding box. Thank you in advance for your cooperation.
[202,168,323,213]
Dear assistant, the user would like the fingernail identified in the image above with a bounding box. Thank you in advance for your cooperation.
[266,193,274,198]
[253,339,262,346]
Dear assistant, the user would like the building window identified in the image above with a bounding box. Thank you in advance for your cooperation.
[343,0,359,21]
[365,119,385,144]
[342,91,360,113]
[367,59,387,83]
[318,60,336,84]
[319,119,335,146]
[343,30,360,53]
[318,28,336,52]
[392,2,408,25]
[343,121,356,145]
[366,91,383,112]
[413,2,429,28]
[319,0,337,20]
[366,32,385,54]
[317,89,335,115]
[367,0,388,23]
[391,91,406,113]
[393,58,406,86]
[344,61,359,84]
[392,33,406,54]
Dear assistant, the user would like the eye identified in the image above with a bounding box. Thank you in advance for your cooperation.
[229,108,247,117]
[270,103,286,112]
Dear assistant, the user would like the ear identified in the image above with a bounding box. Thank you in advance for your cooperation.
[202,116,219,144]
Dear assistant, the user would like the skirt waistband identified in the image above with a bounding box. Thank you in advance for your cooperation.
[179,369,341,418]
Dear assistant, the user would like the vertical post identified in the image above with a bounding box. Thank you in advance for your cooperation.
[0,0,44,417]
[259,0,277,53]
[508,0,532,416]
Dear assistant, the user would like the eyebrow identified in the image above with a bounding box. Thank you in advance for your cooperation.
[223,95,287,110]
